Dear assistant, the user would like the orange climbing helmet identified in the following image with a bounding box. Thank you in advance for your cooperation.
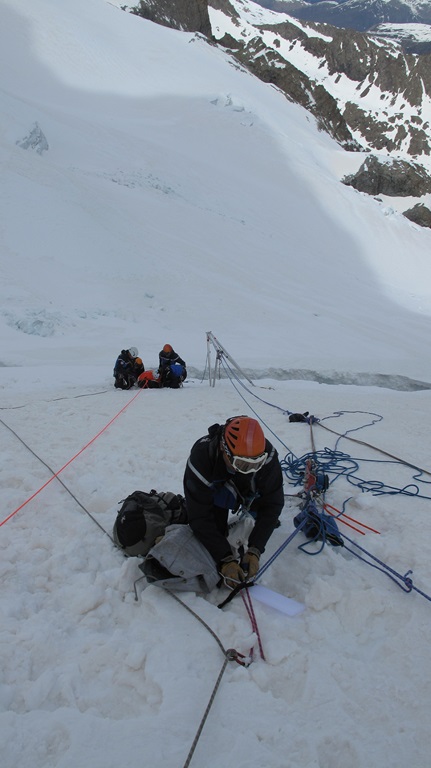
[163,344,173,353]
[222,416,267,474]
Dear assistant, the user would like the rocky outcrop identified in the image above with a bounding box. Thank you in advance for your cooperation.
[16,122,49,155]
[222,34,361,150]
[259,18,431,102]
[132,0,212,36]
[209,0,240,18]
[403,203,431,228]
[255,20,431,155]
[342,156,431,196]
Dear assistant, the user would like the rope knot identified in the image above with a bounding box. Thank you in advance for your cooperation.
[403,570,414,592]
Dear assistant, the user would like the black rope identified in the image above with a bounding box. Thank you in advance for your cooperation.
[0,416,114,542]
[167,590,227,656]
[165,591,249,768]
[182,656,229,768]
[317,420,431,478]
[1,403,248,768]
[0,389,110,410]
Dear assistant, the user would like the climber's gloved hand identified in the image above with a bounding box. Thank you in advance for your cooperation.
[219,556,245,589]
[241,547,261,579]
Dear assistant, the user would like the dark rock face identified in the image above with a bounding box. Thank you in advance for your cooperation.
[132,0,212,35]
[255,21,431,155]
[342,156,431,196]
[209,0,240,17]
[403,203,431,228]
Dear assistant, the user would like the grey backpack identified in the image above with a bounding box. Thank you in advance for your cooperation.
[141,524,220,593]
[113,490,187,557]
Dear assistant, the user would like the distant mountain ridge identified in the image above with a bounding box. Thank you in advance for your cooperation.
[251,0,431,35]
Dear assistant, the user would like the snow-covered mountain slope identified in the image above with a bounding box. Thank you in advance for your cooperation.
[209,0,431,158]
[1,0,431,386]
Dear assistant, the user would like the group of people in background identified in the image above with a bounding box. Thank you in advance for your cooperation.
[113,344,187,390]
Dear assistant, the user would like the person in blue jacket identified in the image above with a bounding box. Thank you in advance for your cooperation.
[158,344,187,388]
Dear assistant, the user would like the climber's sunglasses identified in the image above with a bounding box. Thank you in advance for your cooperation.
[228,451,268,474]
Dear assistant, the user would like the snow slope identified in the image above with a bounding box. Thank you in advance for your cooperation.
[1,0,431,381]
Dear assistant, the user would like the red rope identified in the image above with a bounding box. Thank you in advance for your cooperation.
[0,389,143,528]
[324,503,380,535]
[241,586,265,661]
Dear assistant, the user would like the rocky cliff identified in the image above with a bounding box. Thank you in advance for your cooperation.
[132,0,212,35]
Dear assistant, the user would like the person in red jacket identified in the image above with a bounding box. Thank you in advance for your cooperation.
[183,415,284,588]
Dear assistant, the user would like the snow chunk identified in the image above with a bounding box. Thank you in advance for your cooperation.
[306,578,344,611]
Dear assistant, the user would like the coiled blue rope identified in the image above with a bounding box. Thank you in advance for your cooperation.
[218,354,431,605]
[280,447,431,501]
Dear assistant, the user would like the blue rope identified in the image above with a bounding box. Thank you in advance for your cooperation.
[341,533,431,602]
[296,499,328,556]
[220,357,294,416]
[319,410,431,481]
[286,500,431,604]
[217,354,431,604]
[280,447,431,501]
[219,364,431,495]
[319,409,383,448]
[297,532,326,556]
[219,360,431,498]
[255,517,309,580]
[255,499,431,604]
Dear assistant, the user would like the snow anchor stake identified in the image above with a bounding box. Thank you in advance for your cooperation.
[225,648,250,666]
